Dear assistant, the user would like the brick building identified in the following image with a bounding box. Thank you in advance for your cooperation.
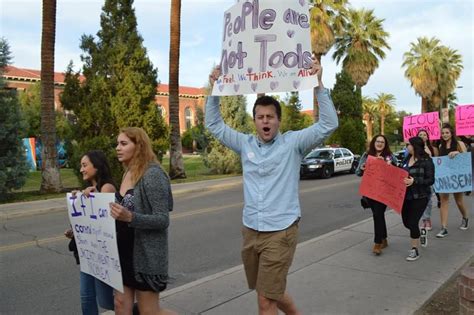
[2,65,206,134]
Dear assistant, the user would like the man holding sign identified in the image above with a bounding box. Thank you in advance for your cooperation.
[207,59,337,314]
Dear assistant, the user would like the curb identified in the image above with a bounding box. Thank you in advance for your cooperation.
[0,180,243,220]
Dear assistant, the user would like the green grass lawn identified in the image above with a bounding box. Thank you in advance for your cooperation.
[4,155,235,203]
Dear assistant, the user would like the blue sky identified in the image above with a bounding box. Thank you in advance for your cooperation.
[1,0,472,114]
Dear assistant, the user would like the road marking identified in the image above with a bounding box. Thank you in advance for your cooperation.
[1,178,360,252]
[0,202,245,252]
[0,235,66,252]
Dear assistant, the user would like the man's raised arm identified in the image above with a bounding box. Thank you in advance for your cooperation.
[292,59,339,153]
[205,66,245,154]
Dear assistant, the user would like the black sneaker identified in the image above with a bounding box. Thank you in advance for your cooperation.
[420,228,428,247]
[436,228,448,238]
[460,217,469,230]
[406,247,419,261]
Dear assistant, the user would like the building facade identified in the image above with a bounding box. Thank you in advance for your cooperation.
[2,65,206,134]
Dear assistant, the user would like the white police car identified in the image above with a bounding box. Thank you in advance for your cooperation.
[300,147,359,179]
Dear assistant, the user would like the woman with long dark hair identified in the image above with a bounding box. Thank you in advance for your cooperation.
[416,129,438,232]
[401,137,435,261]
[64,150,116,314]
[356,135,398,255]
[436,123,469,238]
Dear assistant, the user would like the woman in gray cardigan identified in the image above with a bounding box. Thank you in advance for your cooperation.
[109,127,175,315]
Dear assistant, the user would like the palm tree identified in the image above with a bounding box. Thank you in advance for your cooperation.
[373,93,395,135]
[169,0,186,179]
[430,46,463,113]
[309,0,348,121]
[362,96,376,141]
[332,8,390,92]
[40,0,62,192]
[402,37,442,113]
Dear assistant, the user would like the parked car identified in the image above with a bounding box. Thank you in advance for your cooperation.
[300,147,360,179]
[394,149,407,166]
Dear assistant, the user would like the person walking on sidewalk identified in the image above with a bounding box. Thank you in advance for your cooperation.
[417,129,438,231]
[401,137,435,261]
[109,127,175,315]
[436,123,469,238]
[64,150,116,315]
[206,58,338,315]
[355,135,398,256]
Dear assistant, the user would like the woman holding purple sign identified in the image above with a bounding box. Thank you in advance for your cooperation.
[64,150,116,314]
[436,123,469,238]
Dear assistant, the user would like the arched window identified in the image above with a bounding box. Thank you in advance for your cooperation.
[157,104,166,118]
[185,107,193,130]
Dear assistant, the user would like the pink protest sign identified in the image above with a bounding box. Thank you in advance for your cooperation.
[359,156,408,214]
[403,112,440,142]
[455,104,474,136]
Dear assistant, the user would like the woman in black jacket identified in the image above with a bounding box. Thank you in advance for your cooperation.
[401,137,435,261]
[356,135,398,255]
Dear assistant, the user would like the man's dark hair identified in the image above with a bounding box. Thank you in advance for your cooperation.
[252,96,282,120]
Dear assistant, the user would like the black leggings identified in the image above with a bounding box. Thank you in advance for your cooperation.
[368,198,388,244]
[402,198,429,239]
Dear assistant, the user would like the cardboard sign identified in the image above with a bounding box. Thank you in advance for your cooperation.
[66,193,123,293]
[212,0,316,95]
[403,112,440,142]
[359,156,408,214]
[433,153,472,193]
[455,104,474,136]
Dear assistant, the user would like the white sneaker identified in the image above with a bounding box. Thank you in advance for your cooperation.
[460,217,469,230]
[406,248,420,261]
[436,228,448,238]
[420,228,428,247]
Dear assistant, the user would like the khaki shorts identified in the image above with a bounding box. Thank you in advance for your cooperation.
[241,221,299,301]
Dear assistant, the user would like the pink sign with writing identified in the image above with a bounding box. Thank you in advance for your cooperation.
[403,112,440,142]
[359,156,408,214]
[455,104,474,136]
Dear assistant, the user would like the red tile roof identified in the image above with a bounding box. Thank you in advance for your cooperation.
[3,66,206,96]
[156,84,206,96]
[301,109,313,116]
[3,65,68,85]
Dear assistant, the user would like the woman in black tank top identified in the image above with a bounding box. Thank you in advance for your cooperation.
[436,124,469,238]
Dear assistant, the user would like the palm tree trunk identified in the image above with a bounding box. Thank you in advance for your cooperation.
[40,0,62,193]
[367,120,373,141]
[380,115,385,135]
[168,0,185,179]
[421,97,428,113]
[312,54,322,122]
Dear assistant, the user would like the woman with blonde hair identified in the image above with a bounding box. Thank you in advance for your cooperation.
[110,127,175,315]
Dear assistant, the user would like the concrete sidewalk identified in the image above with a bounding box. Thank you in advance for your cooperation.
[154,200,473,315]
[0,176,243,220]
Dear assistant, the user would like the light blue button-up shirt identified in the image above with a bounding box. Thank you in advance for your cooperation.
[205,88,338,231]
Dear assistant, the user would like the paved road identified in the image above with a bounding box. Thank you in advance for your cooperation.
[0,174,369,314]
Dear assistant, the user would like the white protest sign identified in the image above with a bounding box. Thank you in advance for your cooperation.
[212,0,315,96]
[66,192,123,293]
